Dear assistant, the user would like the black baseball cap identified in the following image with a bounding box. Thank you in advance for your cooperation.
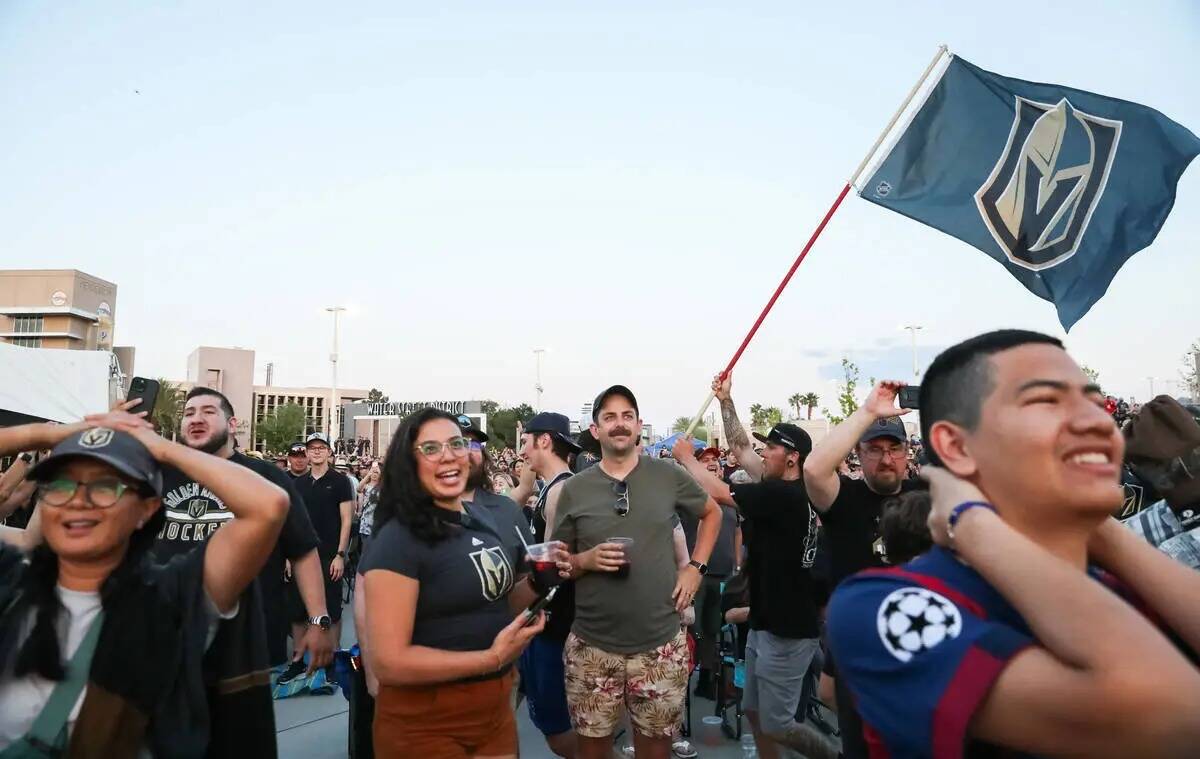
[860,417,907,444]
[287,442,307,456]
[752,423,813,455]
[305,432,331,447]
[457,414,489,444]
[524,412,583,451]
[28,427,163,495]
[592,385,639,421]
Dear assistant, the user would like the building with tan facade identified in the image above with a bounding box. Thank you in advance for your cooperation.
[0,270,118,351]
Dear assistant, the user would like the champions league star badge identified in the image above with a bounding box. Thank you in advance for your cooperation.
[877,587,963,662]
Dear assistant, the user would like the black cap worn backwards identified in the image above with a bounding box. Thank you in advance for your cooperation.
[28,427,163,495]
[457,414,490,444]
[752,423,813,456]
[524,412,583,451]
[592,385,639,422]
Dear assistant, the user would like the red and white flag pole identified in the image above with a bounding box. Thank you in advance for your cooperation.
[683,45,949,438]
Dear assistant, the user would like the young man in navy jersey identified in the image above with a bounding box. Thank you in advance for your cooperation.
[827,330,1200,757]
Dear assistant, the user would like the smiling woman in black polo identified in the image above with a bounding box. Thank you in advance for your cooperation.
[359,408,547,758]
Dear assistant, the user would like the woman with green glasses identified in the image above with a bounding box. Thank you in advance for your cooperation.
[359,407,560,758]
[0,408,288,758]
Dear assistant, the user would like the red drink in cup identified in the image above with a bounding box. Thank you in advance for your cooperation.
[608,537,634,579]
[526,542,564,588]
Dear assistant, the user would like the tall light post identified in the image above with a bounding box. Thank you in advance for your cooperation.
[1147,376,1156,399]
[326,306,347,441]
[902,325,924,379]
[533,348,546,412]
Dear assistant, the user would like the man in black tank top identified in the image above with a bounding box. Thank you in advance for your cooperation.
[513,412,582,758]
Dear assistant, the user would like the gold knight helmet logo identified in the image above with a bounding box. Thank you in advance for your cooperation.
[469,546,514,602]
[975,97,1121,271]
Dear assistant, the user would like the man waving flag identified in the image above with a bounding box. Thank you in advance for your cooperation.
[861,54,1200,330]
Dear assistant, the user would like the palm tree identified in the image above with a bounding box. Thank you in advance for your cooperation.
[799,392,820,420]
[672,416,692,433]
[787,393,803,420]
[151,379,187,440]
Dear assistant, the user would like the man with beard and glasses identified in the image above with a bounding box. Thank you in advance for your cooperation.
[802,382,919,759]
[154,387,335,756]
[555,386,721,759]
[288,432,354,664]
[458,415,531,544]
[675,373,836,759]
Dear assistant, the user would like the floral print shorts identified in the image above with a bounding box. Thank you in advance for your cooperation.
[563,628,690,739]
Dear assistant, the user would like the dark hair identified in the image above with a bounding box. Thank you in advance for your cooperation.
[372,408,463,544]
[879,489,933,565]
[6,469,166,681]
[186,386,236,419]
[919,330,1063,466]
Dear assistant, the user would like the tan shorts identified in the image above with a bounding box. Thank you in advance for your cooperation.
[563,629,690,739]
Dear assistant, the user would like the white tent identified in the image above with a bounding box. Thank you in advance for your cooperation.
[0,342,114,423]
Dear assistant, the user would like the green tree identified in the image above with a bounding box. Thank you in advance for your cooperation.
[671,416,707,440]
[151,379,187,439]
[257,403,307,454]
[749,404,783,432]
[799,392,820,420]
[1080,365,1101,390]
[366,388,389,404]
[487,403,536,448]
[1181,340,1199,396]
[787,393,803,420]
[821,358,861,425]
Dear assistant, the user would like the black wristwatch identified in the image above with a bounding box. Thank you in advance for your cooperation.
[309,614,332,631]
[688,560,708,576]
[337,550,347,559]
[18,453,33,464]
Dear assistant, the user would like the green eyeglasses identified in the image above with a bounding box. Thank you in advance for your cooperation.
[413,436,471,460]
[39,478,136,509]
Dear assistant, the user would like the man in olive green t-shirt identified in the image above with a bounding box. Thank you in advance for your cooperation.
[555,385,721,759]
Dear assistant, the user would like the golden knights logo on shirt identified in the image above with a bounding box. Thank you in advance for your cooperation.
[469,546,514,602]
[157,480,231,544]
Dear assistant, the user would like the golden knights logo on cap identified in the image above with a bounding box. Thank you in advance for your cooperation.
[79,427,115,449]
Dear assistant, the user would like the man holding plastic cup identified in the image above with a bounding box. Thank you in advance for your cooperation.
[555,385,722,759]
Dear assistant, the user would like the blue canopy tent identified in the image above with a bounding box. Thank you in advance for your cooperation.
[644,432,708,459]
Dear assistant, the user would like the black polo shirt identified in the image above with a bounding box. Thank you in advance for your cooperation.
[359,502,524,676]
[293,468,355,557]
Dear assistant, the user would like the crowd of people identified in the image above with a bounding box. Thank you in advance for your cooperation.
[1,329,1199,758]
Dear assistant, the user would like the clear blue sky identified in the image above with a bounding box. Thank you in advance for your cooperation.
[2,1,1197,432]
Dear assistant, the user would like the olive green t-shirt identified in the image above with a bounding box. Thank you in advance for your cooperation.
[552,457,709,654]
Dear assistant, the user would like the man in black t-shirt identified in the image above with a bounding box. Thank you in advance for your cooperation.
[284,441,309,479]
[676,378,838,759]
[289,432,355,659]
[802,380,917,759]
[153,388,335,754]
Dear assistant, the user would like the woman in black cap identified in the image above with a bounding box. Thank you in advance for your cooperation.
[0,408,288,757]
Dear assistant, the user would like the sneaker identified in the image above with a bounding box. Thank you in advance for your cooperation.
[672,739,698,758]
[276,659,306,684]
[620,746,636,757]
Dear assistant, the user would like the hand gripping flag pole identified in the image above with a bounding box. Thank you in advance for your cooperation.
[683,45,949,438]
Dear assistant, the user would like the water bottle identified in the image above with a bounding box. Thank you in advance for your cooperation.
[741,733,757,758]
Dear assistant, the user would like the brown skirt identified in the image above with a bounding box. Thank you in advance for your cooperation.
[373,670,517,758]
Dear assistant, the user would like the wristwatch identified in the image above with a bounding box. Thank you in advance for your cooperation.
[18,453,33,464]
[688,560,709,576]
[337,550,347,559]
[309,614,332,631]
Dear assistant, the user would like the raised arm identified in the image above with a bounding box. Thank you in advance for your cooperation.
[714,373,763,481]
[120,421,289,614]
[671,437,735,507]
[803,381,909,511]
[925,468,1200,755]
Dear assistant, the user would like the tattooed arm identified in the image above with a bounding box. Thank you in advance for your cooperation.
[713,373,763,481]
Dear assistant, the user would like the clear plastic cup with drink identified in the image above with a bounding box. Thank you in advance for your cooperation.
[607,537,634,579]
[526,542,565,588]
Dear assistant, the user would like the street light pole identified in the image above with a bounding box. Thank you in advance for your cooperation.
[1147,376,1156,399]
[533,348,545,412]
[902,325,924,379]
[326,306,347,441]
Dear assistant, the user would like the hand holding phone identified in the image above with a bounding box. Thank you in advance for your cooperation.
[126,377,161,418]
[899,385,921,411]
[522,586,558,627]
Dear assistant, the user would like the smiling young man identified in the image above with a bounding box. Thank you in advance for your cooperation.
[554,385,721,759]
[827,330,1200,757]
